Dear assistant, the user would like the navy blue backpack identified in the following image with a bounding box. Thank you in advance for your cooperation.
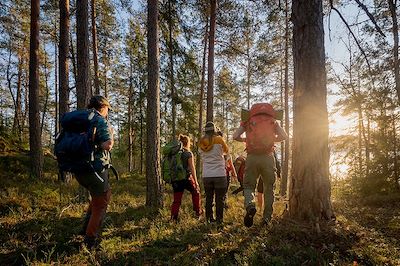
[55,110,98,173]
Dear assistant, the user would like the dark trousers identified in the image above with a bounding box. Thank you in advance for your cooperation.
[171,178,201,219]
[223,175,231,204]
[203,177,227,222]
[84,189,111,238]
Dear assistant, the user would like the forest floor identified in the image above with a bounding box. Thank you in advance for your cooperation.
[0,153,400,265]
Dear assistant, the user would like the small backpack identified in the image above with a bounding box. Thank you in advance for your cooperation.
[245,103,277,154]
[161,140,187,184]
[55,110,98,173]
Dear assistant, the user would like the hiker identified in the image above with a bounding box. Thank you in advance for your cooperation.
[73,95,114,248]
[223,154,237,208]
[232,155,246,195]
[233,103,288,227]
[198,121,229,224]
[216,130,237,208]
[170,134,202,221]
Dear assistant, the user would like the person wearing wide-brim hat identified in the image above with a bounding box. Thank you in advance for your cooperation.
[198,121,230,225]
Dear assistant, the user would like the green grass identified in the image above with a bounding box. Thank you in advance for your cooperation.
[1,154,399,265]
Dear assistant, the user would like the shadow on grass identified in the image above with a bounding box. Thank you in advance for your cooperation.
[102,217,366,266]
[0,215,83,265]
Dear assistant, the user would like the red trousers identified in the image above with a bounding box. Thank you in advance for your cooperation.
[171,179,201,219]
[86,189,111,237]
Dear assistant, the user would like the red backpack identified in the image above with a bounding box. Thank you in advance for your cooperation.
[244,103,277,154]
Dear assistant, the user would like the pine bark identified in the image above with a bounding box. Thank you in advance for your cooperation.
[76,0,91,109]
[13,54,23,139]
[28,0,43,178]
[281,0,290,197]
[168,0,176,137]
[206,0,217,122]
[91,0,100,95]
[197,18,208,174]
[146,0,163,208]
[128,60,134,172]
[289,0,333,223]
[388,0,400,106]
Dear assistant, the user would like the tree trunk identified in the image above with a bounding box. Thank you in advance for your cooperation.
[69,32,77,88]
[289,0,333,224]
[168,0,176,138]
[76,0,91,109]
[388,0,400,106]
[196,18,208,176]
[41,47,50,137]
[28,0,43,178]
[281,0,290,197]
[146,0,163,208]
[393,114,398,186]
[59,0,69,121]
[246,43,251,110]
[54,24,59,137]
[206,0,217,122]
[140,83,144,175]
[6,48,19,137]
[128,60,134,172]
[14,54,23,140]
[104,63,108,98]
[91,0,100,95]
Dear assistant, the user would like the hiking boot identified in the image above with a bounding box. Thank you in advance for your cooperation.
[83,236,101,249]
[244,206,256,228]
[171,215,180,223]
[206,217,216,224]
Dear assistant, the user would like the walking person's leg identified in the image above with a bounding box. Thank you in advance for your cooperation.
[260,154,276,224]
[203,178,215,222]
[223,175,231,208]
[256,177,264,211]
[243,154,260,227]
[215,177,227,223]
[186,177,202,217]
[85,189,111,247]
[171,181,185,220]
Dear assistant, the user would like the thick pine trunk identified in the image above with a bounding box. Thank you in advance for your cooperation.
[28,0,43,178]
[91,0,100,95]
[281,0,290,197]
[206,0,216,122]
[289,0,333,224]
[146,0,163,208]
[196,18,208,175]
[76,0,91,109]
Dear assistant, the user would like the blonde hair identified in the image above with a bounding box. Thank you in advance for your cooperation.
[179,134,191,150]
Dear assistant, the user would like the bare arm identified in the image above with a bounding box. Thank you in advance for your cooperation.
[233,126,246,142]
[188,156,199,187]
[101,139,114,150]
[227,155,237,180]
[101,127,114,150]
[275,123,288,142]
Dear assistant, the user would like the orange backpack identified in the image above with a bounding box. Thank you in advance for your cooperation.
[244,103,277,154]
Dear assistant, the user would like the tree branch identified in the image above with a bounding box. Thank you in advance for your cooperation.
[353,0,386,37]
[329,2,373,73]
